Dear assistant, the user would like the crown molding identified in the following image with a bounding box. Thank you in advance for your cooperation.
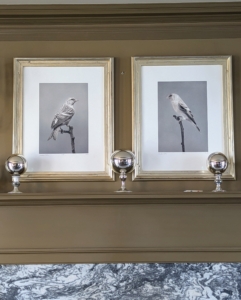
[1,3,241,15]
[0,3,240,40]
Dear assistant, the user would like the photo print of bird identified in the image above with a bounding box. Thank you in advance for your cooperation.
[158,81,208,153]
[167,93,200,152]
[167,93,200,131]
[48,97,78,141]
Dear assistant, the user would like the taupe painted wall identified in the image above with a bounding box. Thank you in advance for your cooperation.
[1,39,240,193]
[0,4,241,263]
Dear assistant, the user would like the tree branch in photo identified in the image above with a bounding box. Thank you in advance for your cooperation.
[173,115,185,152]
[60,126,76,153]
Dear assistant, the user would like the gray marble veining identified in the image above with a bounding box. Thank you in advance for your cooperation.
[0,263,240,299]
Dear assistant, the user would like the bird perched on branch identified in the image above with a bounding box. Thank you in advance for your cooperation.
[167,93,200,131]
[48,98,78,141]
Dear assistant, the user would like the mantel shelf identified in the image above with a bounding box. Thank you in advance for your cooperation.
[1,191,241,206]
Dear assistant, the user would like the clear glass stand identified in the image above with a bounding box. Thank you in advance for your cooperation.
[9,174,22,194]
[115,170,132,193]
[212,173,226,192]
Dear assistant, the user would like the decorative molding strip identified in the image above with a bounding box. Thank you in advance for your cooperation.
[1,3,241,17]
[1,192,241,206]
[0,252,240,264]
[1,247,241,264]
[1,247,241,254]
[0,3,240,40]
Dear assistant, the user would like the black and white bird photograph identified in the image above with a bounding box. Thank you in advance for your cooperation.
[39,83,88,154]
[158,81,208,152]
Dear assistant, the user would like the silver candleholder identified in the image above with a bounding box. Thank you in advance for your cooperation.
[5,154,27,193]
[207,152,228,192]
[110,150,135,193]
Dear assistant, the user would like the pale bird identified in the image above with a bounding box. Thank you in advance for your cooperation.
[48,98,78,141]
[167,93,200,131]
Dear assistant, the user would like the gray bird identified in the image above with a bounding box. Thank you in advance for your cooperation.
[167,93,200,131]
[48,98,78,141]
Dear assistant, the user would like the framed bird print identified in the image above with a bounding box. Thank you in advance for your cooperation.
[13,57,114,181]
[132,56,235,180]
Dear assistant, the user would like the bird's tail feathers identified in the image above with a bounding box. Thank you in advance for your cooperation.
[196,125,200,132]
[47,128,59,141]
[47,133,52,141]
[186,118,201,132]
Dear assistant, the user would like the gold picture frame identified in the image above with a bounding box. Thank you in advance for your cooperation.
[13,57,114,181]
[132,56,235,180]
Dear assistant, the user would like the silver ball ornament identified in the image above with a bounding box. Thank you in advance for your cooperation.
[207,152,228,174]
[207,152,228,192]
[111,150,135,174]
[5,154,27,175]
[110,150,135,192]
[5,154,27,193]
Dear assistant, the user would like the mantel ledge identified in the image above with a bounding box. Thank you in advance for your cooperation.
[1,191,241,206]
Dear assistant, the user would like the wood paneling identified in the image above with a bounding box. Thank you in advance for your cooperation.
[1,193,241,263]
[0,3,240,263]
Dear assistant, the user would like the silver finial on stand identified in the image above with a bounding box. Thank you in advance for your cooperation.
[5,154,27,193]
[207,152,228,192]
[110,150,135,193]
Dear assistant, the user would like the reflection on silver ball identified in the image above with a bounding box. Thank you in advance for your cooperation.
[207,152,228,174]
[110,150,135,193]
[5,154,27,175]
[110,150,135,174]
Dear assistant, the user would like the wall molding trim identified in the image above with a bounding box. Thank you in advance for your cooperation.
[1,192,241,206]
[1,193,241,263]
[0,3,241,40]
[1,247,241,264]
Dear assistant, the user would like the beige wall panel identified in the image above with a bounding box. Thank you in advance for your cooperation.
[0,39,240,193]
[0,37,241,263]
[0,202,241,263]
[0,204,240,249]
